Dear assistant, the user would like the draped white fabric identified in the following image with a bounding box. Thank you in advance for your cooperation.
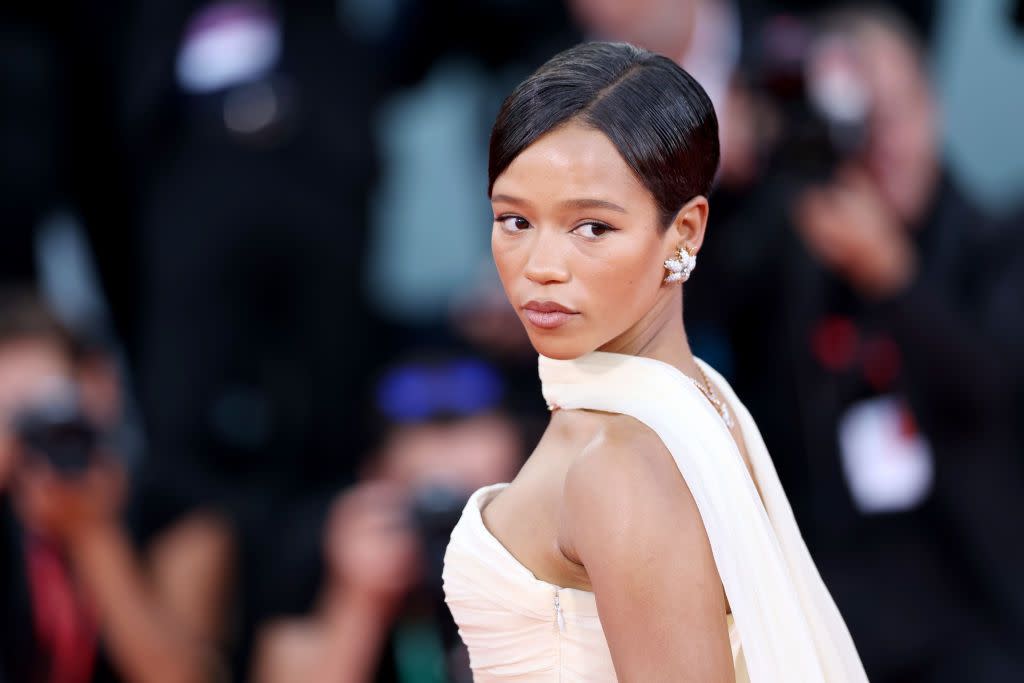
[535,351,868,682]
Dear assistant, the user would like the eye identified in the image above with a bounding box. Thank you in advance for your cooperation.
[496,215,530,233]
[571,222,615,239]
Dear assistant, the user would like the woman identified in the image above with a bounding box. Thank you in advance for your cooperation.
[441,42,867,682]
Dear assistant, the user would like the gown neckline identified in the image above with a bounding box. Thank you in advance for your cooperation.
[472,482,738,622]
[470,349,748,620]
[447,350,869,682]
[472,482,597,598]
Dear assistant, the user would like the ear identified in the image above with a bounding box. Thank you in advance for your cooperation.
[665,195,710,253]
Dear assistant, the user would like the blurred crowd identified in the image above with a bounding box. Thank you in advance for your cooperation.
[1,1,1022,682]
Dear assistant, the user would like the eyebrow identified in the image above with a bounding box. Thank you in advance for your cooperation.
[491,194,628,214]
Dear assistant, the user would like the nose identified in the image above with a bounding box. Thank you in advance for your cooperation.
[523,228,570,285]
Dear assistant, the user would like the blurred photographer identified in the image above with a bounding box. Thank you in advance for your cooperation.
[704,7,1024,682]
[252,355,523,683]
[0,288,234,683]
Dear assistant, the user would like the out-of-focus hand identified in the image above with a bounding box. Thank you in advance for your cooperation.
[793,164,918,299]
[13,453,126,545]
[325,480,423,616]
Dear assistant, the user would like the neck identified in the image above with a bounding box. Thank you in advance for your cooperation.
[597,288,702,380]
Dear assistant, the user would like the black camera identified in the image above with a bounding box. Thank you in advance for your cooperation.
[754,14,871,180]
[407,483,473,678]
[11,386,102,476]
[408,483,470,586]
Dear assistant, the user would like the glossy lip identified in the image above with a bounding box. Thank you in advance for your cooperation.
[522,300,577,314]
[521,300,579,330]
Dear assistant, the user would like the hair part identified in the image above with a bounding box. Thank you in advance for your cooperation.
[488,41,720,228]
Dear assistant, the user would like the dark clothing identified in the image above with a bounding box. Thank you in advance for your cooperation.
[690,171,1024,682]
[0,479,233,683]
[0,501,35,683]
[1,500,115,683]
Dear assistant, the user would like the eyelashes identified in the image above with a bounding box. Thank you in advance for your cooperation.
[573,222,614,239]
[496,215,530,233]
[494,215,618,239]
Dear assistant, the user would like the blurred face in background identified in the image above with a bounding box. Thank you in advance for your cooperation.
[319,411,522,602]
[855,22,938,224]
[569,0,696,57]
[0,338,73,489]
[377,413,522,494]
[490,122,686,360]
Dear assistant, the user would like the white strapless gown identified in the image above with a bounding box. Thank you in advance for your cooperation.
[442,351,868,682]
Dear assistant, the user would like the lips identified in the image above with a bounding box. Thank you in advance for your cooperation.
[522,300,579,330]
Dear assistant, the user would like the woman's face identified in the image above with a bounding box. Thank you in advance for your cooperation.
[490,122,688,360]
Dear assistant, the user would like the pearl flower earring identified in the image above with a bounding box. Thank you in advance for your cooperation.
[663,244,697,284]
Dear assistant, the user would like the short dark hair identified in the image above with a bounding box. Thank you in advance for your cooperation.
[488,41,720,228]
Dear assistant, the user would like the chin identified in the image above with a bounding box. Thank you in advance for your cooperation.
[524,330,595,361]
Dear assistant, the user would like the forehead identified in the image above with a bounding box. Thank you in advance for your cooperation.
[0,339,71,414]
[857,26,925,98]
[383,417,517,485]
[492,122,650,206]
[0,339,69,377]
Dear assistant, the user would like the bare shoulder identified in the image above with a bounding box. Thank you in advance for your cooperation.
[561,413,704,557]
[561,412,693,539]
[559,412,733,680]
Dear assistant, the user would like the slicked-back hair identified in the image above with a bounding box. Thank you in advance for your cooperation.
[489,41,720,228]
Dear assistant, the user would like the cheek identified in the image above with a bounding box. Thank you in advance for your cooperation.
[576,240,663,318]
[491,229,521,289]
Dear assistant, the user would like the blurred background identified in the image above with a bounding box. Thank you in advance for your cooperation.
[0,0,1021,681]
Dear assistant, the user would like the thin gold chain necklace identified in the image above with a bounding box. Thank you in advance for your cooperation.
[688,364,735,428]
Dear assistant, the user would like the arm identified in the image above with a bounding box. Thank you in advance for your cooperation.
[793,165,1016,435]
[795,164,1024,640]
[561,423,733,682]
[252,592,395,683]
[69,519,231,683]
[252,480,422,683]
[15,461,230,683]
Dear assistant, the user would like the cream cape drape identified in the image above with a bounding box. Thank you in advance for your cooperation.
[538,350,868,682]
